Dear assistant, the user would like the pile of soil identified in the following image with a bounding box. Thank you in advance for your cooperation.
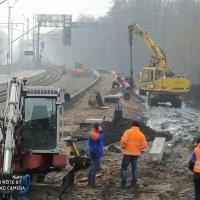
[103,118,172,145]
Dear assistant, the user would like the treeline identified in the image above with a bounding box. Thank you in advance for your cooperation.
[96,0,200,83]
[45,0,200,83]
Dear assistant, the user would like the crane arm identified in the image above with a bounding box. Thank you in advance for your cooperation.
[128,24,167,68]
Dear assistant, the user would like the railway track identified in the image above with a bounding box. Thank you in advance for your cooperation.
[0,64,63,102]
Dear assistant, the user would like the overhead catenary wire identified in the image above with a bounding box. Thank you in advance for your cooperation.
[0,0,7,5]
[10,16,54,44]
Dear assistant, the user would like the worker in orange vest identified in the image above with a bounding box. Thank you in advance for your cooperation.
[189,138,200,200]
[88,122,104,187]
[120,121,148,189]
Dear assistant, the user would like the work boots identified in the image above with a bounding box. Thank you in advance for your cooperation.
[121,181,126,189]
[87,181,96,188]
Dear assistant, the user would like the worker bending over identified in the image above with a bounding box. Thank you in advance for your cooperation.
[88,122,104,187]
[112,74,121,88]
[120,121,148,189]
[189,138,200,200]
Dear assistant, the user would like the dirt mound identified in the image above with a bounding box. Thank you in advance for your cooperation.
[103,118,172,145]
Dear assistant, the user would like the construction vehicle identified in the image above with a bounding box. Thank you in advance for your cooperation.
[72,63,90,77]
[128,24,190,107]
[0,77,74,199]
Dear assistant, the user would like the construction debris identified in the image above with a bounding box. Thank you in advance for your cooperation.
[88,91,105,107]
[104,94,122,103]
[107,143,121,153]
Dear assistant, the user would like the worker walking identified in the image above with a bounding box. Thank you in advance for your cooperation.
[120,121,148,189]
[189,138,200,200]
[88,122,104,187]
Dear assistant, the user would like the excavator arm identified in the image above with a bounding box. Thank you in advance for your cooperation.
[128,24,168,70]
[0,78,31,199]
[2,77,24,174]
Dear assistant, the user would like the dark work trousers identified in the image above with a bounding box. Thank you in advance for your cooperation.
[88,154,100,185]
[114,110,123,122]
[112,82,120,88]
[194,172,200,200]
[121,155,138,186]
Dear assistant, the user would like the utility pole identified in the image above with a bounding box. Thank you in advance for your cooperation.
[36,15,40,64]
[26,18,29,65]
[10,19,13,64]
[128,25,134,93]
[7,3,11,64]
[26,19,29,48]
[32,16,35,67]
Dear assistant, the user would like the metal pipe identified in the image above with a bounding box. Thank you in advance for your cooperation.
[3,81,19,174]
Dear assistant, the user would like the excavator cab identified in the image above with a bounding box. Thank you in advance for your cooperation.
[23,97,57,151]
[22,86,61,153]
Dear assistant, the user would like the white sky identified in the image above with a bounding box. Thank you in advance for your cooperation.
[0,0,113,24]
[0,0,113,47]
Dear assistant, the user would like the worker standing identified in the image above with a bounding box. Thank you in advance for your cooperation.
[114,99,123,122]
[121,78,131,100]
[88,122,104,187]
[122,78,130,92]
[120,121,148,189]
[188,138,200,200]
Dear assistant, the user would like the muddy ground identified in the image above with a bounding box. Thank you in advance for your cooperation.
[62,72,196,200]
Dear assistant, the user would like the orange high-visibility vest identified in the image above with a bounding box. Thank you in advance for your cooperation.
[193,144,200,173]
[120,126,148,156]
[90,128,99,141]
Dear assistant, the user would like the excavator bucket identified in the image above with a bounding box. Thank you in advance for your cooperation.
[88,91,105,107]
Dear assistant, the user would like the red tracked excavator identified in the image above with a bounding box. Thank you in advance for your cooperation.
[0,77,74,199]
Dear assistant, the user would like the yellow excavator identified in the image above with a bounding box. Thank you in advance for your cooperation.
[128,24,190,107]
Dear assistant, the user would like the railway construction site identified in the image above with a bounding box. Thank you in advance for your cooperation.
[60,70,196,200]
[0,65,197,200]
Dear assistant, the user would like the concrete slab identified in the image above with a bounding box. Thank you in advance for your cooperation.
[104,93,122,103]
[149,137,166,162]
[63,125,80,133]
[80,118,103,128]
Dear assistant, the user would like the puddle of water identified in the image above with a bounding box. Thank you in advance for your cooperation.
[139,92,200,141]
[143,102,200,140]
